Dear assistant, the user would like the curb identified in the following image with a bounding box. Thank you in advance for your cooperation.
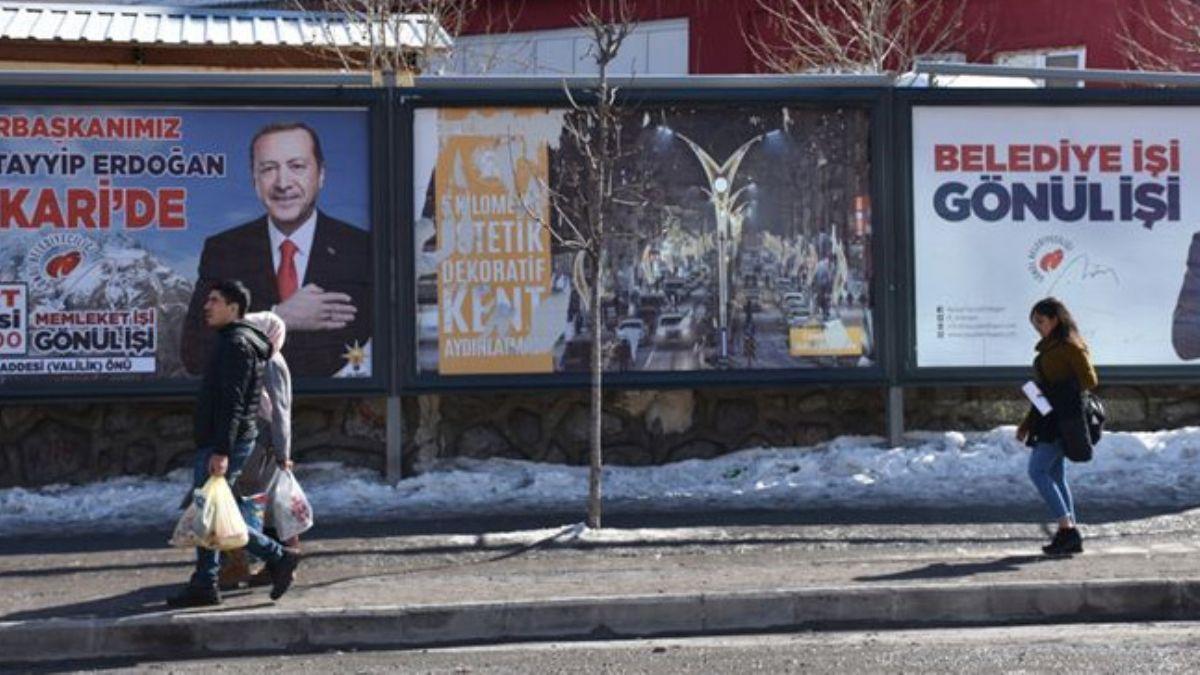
[3,578,1200,664]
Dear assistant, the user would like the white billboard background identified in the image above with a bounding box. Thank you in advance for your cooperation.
[913,106,1198,368]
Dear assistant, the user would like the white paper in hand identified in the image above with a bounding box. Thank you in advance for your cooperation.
[1023,381,1053,415]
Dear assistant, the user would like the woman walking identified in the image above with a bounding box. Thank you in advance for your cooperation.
[247,311,294,491]
[1016,298,1098,556]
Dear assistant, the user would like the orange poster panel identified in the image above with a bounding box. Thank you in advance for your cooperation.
[436,109,557,374]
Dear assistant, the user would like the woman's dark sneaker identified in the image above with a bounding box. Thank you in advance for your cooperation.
[1043,528,1083,556]
[1040,529,1065,555]
[247,566,273,588]
[269,548,302,600]
[166,584,221,608]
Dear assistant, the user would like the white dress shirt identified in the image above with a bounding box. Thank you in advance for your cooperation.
[268,211,318,288]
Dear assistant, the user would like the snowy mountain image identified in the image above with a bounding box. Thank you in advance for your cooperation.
[0,232,195,378]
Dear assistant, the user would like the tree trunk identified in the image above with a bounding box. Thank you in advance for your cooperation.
[587,256,604,529]
[587,59,611,529]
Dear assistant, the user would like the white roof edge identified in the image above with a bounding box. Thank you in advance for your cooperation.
[0,2,450,49]
[0,2,432,21]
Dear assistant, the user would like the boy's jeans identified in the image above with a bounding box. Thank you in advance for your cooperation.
[188,442,284,590]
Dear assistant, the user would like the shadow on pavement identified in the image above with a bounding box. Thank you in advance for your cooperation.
[0,583,277,622]
[853,554,1052,582]
[2,583,181,621]
[297,524,592,592]
[0,559,189,580]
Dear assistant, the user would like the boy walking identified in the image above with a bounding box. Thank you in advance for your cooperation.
[167,280,301,608]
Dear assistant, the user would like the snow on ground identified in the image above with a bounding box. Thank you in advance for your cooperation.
[2,427,1199,538]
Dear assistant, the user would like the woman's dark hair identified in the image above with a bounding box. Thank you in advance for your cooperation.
[1031,297,1085,348]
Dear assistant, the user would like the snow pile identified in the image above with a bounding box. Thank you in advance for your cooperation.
[1,427,1198,538]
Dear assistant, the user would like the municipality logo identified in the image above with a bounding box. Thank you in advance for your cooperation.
[1027,235,1075,284]
[23,233,100,295]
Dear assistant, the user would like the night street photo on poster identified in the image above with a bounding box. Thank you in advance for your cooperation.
[0,106,372,384]
[413,105,875,376]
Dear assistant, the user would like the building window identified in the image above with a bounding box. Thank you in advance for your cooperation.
[995,47,1086,88]
[914,52,967,65]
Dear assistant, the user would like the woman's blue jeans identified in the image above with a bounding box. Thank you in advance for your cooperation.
[1028,440,1075,521]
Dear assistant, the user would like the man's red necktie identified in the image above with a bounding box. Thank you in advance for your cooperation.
[277,239,299,302]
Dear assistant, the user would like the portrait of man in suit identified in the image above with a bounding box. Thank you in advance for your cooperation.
[1173,231,1200,360]
[181,121,372,377]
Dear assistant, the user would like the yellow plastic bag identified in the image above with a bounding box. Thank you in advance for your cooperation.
[193,476,249,551]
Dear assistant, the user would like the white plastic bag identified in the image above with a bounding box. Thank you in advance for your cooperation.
[271,469,314,541]
[169,503,200,548]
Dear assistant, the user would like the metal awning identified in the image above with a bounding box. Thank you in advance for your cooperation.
[0,2,451,49]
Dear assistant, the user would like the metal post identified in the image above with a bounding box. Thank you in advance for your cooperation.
[717,228,729,358]
[385,395,403,483]
[384,66,403,485]
[886,385,905,447]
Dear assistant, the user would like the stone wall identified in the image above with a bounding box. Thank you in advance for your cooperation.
[902,385,1191,433]
[3,384,1199,488]
[0,398,386,488]
[404,387,886,472]
[406,384,1200,471]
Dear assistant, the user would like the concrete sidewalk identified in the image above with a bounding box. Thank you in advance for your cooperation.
[3,508,1200,664]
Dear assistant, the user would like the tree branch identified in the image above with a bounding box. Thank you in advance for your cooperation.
[745,0,967,74]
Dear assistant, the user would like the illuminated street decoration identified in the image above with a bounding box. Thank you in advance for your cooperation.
[670,129,764,360]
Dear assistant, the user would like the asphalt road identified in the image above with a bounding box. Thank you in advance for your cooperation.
[38,622,1200,673]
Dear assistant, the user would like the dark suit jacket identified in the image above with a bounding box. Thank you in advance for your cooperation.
[182,212,373,377]
[1173,231,1200,360]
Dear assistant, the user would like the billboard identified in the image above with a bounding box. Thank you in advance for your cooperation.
[413,104,876,377]
[0,106,373,385]
[913,105,1196,368]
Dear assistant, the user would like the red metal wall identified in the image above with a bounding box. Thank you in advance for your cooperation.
[464,0,755,73]
[962,0,1137,69]
[465,0,1172,73]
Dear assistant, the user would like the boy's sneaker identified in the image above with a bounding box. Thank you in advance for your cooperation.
[166,585,221,609]
[269,548,302,600]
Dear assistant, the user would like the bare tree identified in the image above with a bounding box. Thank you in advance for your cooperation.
[1119,0,1200,72]
[744,0,968,74]
[514,0,645,528]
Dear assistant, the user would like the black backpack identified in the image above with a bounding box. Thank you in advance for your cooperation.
[1085,393,1106,445]
[1035,357,1105,463]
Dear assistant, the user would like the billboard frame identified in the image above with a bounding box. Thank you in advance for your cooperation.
[0,85,392,400]
[896,87,1200,386]
[398,85,894,393]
